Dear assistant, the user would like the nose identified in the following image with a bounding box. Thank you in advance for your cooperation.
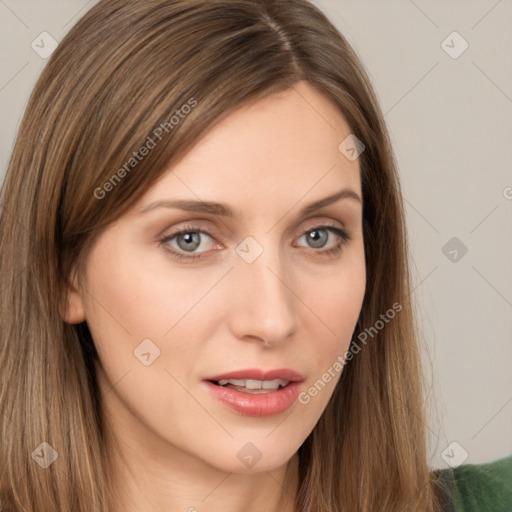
[227,241,298,347]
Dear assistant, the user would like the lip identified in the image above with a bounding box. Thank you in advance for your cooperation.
[204,368,304,382]
[203,380,302,417]
[202,368,305,417]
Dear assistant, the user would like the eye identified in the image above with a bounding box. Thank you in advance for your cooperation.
[159,225,218,260]
[295,225,351,257]
[159,223,351,261]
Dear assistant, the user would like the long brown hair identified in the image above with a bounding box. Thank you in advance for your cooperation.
[0,1,443,510]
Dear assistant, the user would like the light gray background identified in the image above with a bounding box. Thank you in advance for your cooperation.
[0,0,511,470]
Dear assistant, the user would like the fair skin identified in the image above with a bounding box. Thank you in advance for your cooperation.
[65,81,366,512]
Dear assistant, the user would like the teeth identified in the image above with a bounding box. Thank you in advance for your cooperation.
[217,379,289,390]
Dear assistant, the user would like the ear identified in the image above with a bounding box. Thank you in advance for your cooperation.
[63,269,86,324]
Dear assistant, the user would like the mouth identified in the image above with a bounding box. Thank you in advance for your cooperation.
[203,368,304,393]
[207,378,291,394]
[202,368,305,417]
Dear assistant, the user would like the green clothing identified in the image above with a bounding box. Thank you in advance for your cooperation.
[432,454,512,511]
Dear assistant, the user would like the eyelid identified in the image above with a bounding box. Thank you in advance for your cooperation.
[159,222,220,244]
[301,218,347,233]
[159,217,347,244]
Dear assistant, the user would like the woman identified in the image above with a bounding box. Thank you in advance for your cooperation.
[0,1,510,511]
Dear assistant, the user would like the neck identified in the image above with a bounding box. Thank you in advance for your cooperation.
[105,433,300,512]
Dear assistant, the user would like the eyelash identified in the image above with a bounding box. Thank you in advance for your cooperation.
[159,223,351,262]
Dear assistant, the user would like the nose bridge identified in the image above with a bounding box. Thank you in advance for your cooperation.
[228,235,298,343]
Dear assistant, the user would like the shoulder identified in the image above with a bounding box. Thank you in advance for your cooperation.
[432,454,512,512]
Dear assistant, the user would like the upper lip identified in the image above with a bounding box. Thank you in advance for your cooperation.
[204,368,304,382]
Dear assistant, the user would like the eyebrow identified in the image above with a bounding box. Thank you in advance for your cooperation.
[138,188,362,217]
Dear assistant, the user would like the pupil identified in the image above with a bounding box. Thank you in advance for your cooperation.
[309,229,327,248]
[178,232,200,251]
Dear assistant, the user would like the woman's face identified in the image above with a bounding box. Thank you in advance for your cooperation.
[66,81,366,474]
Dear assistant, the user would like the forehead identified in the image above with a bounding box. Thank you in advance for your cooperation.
[135,82,361,216]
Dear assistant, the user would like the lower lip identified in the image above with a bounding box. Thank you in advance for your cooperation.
[203,381,302,417]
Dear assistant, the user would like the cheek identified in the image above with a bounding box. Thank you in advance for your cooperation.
[294,261,365,413]
[294,251,365,412]
[81,240,213,437]
[82,236,223,341]
[81,236,231,392]
[306,253,366,352]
